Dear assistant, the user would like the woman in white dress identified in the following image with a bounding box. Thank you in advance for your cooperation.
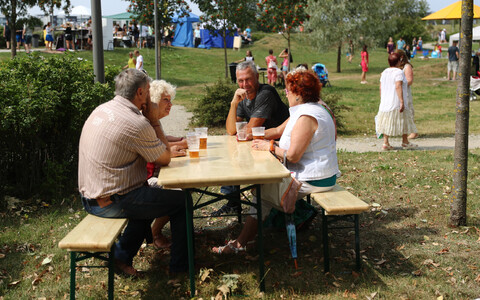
[376,52,417,150]
[395,49,418,139]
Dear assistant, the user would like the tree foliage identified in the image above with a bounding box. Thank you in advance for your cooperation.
[0,53,119,202]
[194,0,256,78]
[306,0,429,72]
[127,0,190,27]
[0,0,36,57]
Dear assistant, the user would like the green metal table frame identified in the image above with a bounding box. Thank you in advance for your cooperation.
[184,184,265,296]
[68,247,116,300]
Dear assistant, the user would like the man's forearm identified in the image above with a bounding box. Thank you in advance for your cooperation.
[226,101,239,135]
[151,121,171,152]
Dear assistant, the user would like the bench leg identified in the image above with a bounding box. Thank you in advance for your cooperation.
[108,248,115,300]
[306,194,311,204]
[235,186,242,223]
[354,214,361,271]
[185,190,196,297]
[70,252,77,300]
[321,208,330,273]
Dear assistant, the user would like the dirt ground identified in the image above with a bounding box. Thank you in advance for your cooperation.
[162,104,480,152]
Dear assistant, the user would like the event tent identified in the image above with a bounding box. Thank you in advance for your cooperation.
[103,12,133,21]
[172,12,199,48]
[199,29,236,49]
[449,25,480,46]
[422,1,480,20]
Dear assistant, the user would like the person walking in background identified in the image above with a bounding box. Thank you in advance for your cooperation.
[395,49,418,139]
[376,52,417,151]
[417,37,423,51]
[45,22,54,51]
[412,37,417,50]
[360,45,369,84]
[347,40,354,63]
[23,22,33,54]
[3,20,11,49]
[265,49,278,86]
[123,51,136,70]
[279,48,291,82]
[62,22,74,51]
[396,37,405,50]
[194,25,201,48]
[387,37,394,54]
[447,41,459,80]
[441,29,447,44]
[134,50,144,72]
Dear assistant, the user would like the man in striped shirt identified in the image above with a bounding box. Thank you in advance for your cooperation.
[78,69,187,276]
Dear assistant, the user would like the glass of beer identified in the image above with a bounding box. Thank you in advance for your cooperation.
[186,132,200,158]
[236,121,248,142]
[195,127,208,149]
[252,127,265,140]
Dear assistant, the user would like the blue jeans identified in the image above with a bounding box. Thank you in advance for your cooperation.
[81,185,188,272]
[220,185,241,208]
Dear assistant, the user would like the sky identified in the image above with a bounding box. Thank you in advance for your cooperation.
[27,0,201,17]
[25,0,468,19]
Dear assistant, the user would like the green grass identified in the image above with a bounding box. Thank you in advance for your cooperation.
[1,34,480,299]
[3,33,478,137]
[1,149,480,299]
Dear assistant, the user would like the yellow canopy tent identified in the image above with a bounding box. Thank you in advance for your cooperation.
[422,1,480,20]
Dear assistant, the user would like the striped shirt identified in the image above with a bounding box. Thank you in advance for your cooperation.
[78,95,166,199]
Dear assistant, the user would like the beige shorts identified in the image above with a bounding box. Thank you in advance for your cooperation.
[448,60,459,72]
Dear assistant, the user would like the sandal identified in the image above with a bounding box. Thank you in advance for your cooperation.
[212,240,255,254]
[382,144,394,151]
[401,142,418,150]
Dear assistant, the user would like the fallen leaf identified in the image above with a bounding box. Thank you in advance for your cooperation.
[423,259,433,265]
[366,291,378,300]
[291,271,302,278]
[41,257,52,266]
[437,296,443,300]
[375,259,386,265]
[217,284,230,295]
[436,248,449,255]
[351,271,360,279]
[475,274,480,282]
[199,268,213,283]
[332,281,340,287]
[8,280,21,287]
[411,270,422,276]
[0,254,5,259]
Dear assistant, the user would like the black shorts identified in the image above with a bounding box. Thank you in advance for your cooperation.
[65,34,73,41]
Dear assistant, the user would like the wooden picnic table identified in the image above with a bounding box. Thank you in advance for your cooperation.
[158,135,290,295]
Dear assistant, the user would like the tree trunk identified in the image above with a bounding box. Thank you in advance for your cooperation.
[336,43,342,73]
[450,0,473,227]
[223,28,228,79]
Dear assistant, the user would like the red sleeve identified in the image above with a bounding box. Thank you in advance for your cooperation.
[146,162,156,180]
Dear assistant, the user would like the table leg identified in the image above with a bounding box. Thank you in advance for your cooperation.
[185,190,196,296]
[70,252,76,300]
[255,185,265,292]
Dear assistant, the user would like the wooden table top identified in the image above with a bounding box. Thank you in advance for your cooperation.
[158,135,291,189]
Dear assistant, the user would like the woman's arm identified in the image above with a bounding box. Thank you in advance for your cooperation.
[395,80,404,113]
[265,117,289,140]
[404,64,413,86]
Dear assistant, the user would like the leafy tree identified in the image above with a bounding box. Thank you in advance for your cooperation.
[127,0,190,78]
[256,0,310,70]
[306,0,387,73]
[37,0,71,26]
[387,0,429,47]
[194,0,256,78]
[0,0,36,58]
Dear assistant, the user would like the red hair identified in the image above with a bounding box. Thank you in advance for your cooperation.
[285,70,321,103]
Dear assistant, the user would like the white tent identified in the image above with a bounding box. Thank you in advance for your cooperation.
[449,25,480,46]
[69,6,91,16]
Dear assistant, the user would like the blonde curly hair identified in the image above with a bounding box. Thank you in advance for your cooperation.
[150,80,176,104]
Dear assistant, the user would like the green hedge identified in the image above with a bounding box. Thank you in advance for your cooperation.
[0,53,119,204]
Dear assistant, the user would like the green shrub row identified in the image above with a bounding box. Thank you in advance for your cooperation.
[0,53,119,205]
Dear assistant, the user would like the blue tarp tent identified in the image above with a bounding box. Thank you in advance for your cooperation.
[200,29,237,48]
[172,12,199,48]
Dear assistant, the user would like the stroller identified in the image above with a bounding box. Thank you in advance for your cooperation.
[470,76,480,101]
[312,63,331,87]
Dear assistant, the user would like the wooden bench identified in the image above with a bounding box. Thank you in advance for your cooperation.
[59,214,128,300]
[309,185,369,272]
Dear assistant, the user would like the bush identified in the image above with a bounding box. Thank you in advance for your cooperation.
[0,53,120,203]
[191,78,236,127]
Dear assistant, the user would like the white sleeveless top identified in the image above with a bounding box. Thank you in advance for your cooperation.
[279,102,340,181]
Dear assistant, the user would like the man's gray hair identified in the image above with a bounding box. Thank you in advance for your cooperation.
[115,69,151,101]
[236,61,258,76]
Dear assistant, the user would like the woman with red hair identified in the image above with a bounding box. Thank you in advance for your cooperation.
[376,52,417,150]
[213,67,340,254]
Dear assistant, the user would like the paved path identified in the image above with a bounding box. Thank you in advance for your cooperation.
[162,105,480,152]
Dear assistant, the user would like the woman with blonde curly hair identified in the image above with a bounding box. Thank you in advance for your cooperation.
[148,80,188,249]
